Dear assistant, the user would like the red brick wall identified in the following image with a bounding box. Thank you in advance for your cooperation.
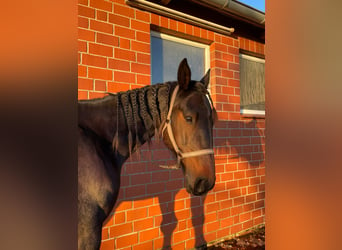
[78,0,265,249]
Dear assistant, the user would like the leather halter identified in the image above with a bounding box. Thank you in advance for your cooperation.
[160,85,214,169]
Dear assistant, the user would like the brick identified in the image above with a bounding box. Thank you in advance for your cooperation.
[78,28,95,41]
[90,20,113,34]
[131,62,150,74]
[160,16,169,28]
[125,185,146,198]
[78,65,86,77]
[136,11,150,22]
[213,59,227,68]
[231,224,243,234]
[131,19,150,32]
[131,41,150,53]
[151,14,159,25]
[100,239,114,250]
[108,13,130,27]
[217,227,230,239]
[107,82,130,93]
[115,48,136,61]
[78,5,95,18]
[82,54,107,68]
[115,26,135,39]
[108,59,129,71]
[89,43,113,57]
[114,3,134,18]
[255,200,264,209]
[173,242,186,250]
[115,201,132,212]
[243,219,254,230]
[200,29,208,39]
[109,223,132,237]
[230,188,241,199]
[96,33,119,46]
[229,95,240,104]
[173,229,190,243]
[228,79,240,87]
[130,173,151,185]
[165,179,183,191]
[114,71,135,84]
[221,69,234,78]
[218,208,230,219]
[234,171,245,179]
[151,171,169,182]
[78,90,88,100]
[116,233,138,248]
[178,22,186,33]
[139,228,159,242]
[133,217,153,231]
[175,209,190,220]
[243,203,254,212]
[114,211,125,224]
[78,16,88,28]
[148,204,161,216]
[220,216,234,228]
[194,26,200,37]
[89,0,112,12]
[127,207,147,222]
[239,212,251,222]
[214,43,227,52]
[228,47,239,57]
[96,10,107,21]
[216,190,229,201]
[78,41,87,52]
[233,197,245,207]
[88,67,112,80]
[95,80,106,91]
[133,241,153,250]
[136,31,150,43]
[78,0,88,5]
[205,201,219,213]
[78,78,93,90]
[89,92,106,99]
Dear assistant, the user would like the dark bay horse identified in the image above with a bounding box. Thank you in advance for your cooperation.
[78,59,217,249]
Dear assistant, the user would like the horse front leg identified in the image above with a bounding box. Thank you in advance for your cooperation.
[78,202,105,250]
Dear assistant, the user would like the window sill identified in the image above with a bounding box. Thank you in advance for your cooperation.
[240,109,265,118]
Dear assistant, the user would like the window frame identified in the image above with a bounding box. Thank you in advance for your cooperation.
[150,31,210,86]
[239,53,265,117]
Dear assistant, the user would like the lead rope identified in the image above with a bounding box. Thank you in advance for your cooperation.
[159,85,214,170]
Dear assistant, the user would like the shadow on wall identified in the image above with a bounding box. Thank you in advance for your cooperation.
[104,118,265,249]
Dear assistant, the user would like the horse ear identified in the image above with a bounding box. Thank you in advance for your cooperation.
[200,69,211,89]
[177,58,191,90]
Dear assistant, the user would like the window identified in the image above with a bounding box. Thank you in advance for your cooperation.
[151,31,210,84]
[239,53,265,116]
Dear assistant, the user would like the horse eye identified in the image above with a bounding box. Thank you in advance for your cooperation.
[185,116,192,123]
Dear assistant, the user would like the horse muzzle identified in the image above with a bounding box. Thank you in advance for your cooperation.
[186,176,215,196]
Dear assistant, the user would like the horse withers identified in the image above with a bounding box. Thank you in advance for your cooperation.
[78,59,217,249]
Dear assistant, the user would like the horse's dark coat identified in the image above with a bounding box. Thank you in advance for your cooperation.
[78,59,216,249]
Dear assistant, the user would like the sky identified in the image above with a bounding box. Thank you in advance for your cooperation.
[237,0,265,12]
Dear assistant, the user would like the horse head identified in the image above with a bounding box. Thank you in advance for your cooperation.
[162,59,217,196]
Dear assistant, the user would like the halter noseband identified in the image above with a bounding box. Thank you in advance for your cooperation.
[160,85,214,169]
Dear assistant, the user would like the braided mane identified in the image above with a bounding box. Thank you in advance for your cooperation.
[111,82,176,156]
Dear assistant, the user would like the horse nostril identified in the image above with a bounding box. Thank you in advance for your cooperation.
[194,178,210,196]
